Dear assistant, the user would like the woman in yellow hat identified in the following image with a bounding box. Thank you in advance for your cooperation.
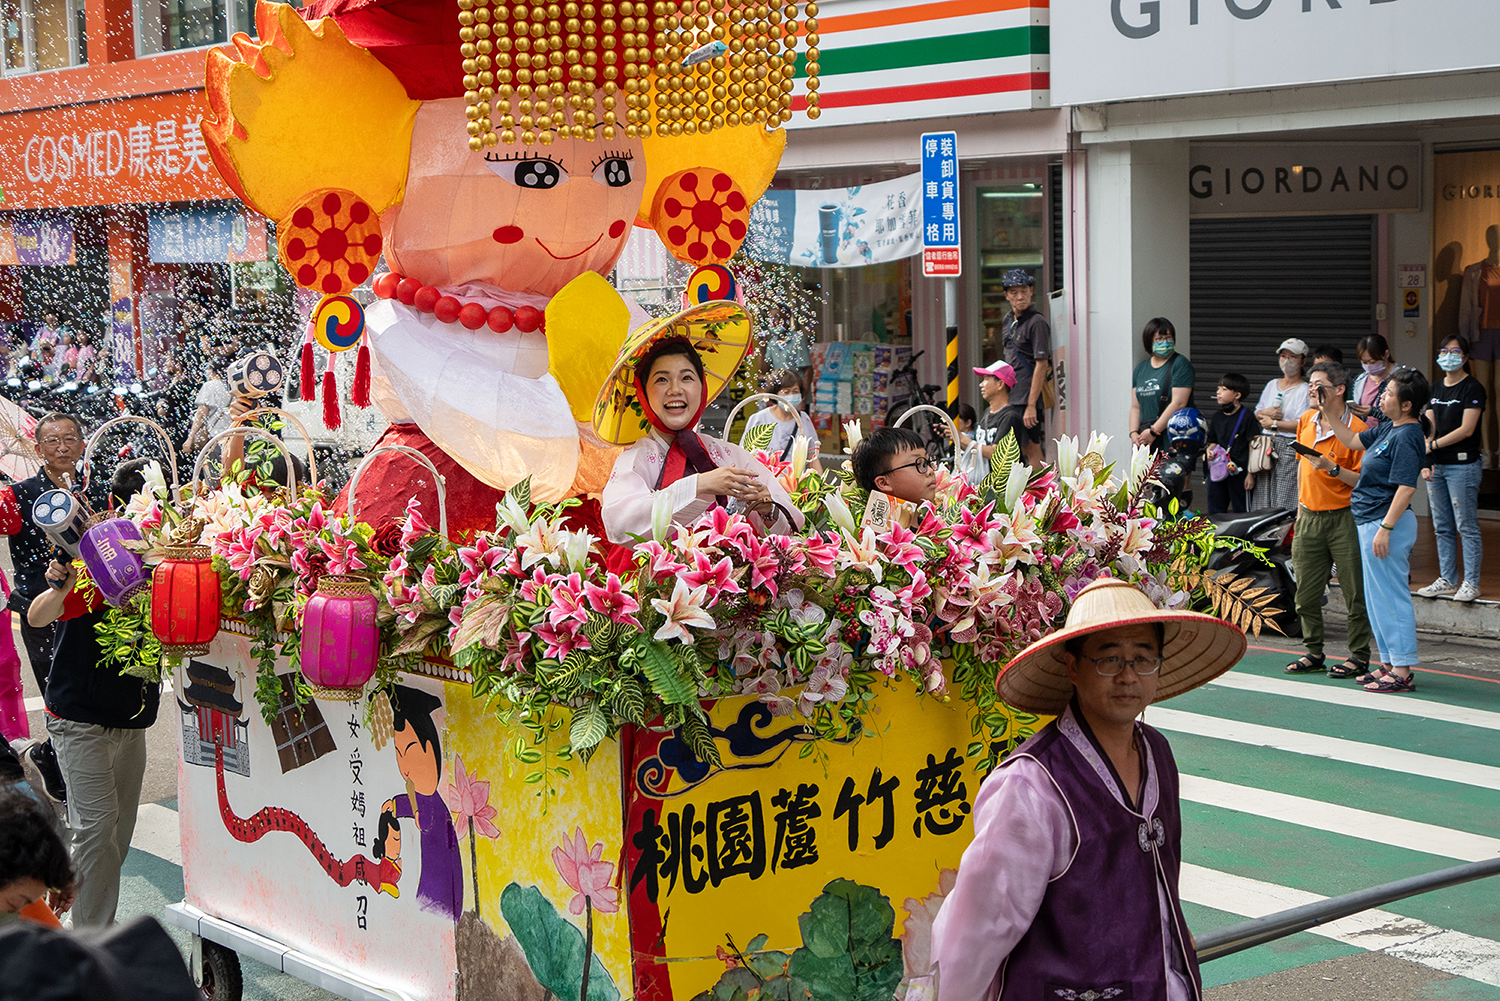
[594,303,802,545]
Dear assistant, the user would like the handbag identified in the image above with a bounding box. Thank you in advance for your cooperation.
[1248,433,1275,474]
[1207,408,1249,482]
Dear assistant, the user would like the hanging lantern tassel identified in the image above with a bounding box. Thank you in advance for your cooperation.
[299,334,316,402]
[322,369,342,430]
[351,334,371,409]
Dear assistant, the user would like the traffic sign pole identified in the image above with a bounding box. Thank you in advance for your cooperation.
[945,279,958,417]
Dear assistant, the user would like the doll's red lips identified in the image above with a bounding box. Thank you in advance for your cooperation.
[535,235,601,260]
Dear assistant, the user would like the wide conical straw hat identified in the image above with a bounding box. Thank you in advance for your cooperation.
[997,577,1247,716]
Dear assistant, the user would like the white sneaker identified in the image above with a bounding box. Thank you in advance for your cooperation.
[1453,581,1481,603]
[1416,577,1457,598]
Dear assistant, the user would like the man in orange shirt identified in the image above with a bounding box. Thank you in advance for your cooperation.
[1285,361,1374,679]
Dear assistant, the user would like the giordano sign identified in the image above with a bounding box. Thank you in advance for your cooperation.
[1189,144,1422,216]
[1053,0,1500,106]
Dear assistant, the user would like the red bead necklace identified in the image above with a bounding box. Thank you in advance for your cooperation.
[371,272,545,334]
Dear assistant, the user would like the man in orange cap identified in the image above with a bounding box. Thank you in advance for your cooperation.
[928,578,1245,1001]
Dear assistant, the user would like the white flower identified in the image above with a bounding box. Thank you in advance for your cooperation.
[842,419,863,454]
[553,528,596,573]
[649,489,674,543]
[823,493,856,535]
[141,460,169,500]
[1055,435,1081,480]
[790,435,809,481]
[1085,431,1113,463]
[1126,443,1153,496]
[1003,461,1031,512]
[495,493,531,535]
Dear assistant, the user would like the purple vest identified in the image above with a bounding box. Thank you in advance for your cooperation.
[995,716,1202,1001]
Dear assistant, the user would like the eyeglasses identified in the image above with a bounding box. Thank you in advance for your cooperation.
[1085,655,1164,677]
[39,435,81,447]
[883,457,935,477]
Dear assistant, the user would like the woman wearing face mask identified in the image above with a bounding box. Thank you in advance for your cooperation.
[598,318,804,547]
[1252,338,1312,512]
[1416,335,1486,603]
[1129,317,1195,451]
[743,369,824,472]
[1350,334,1396,422]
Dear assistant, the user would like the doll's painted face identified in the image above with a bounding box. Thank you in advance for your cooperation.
[382,99,648,297]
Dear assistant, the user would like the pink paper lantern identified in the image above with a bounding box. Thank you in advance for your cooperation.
[301,575,379,700]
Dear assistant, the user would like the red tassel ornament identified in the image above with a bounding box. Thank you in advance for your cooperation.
[322,370,342,430]
[299,340,316,401]
[351,338,371,408]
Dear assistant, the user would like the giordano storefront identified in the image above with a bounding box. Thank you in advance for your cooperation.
[1050,0,1500,496]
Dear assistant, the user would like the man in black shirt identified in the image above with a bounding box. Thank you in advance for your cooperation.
[999,269,1052,466]
[29,462,161,927]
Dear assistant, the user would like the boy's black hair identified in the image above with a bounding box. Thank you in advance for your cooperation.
[373,810,400,861]
[1311,344,1344,364]
[1218,373,1250,399]
[109,457,155,509]
[851,426,926,491]
[0,787,75,892]
[390,685,442,761]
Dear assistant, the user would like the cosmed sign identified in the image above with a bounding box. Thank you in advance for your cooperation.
[921,131,960,278]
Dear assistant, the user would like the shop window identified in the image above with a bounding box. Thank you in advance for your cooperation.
[977,183,1045,366]
[135,0,253,57]
[1,0,85,74]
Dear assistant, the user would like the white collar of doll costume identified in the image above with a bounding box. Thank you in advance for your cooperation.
[365,297,579,501]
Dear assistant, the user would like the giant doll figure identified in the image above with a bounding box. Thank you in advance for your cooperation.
[201,0,820,536]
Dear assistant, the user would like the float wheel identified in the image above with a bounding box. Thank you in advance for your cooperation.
[200,940,243,1001]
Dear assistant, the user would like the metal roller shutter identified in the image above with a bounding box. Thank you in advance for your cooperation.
[1189,214,1375,414]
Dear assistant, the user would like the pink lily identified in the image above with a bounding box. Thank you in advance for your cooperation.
[583,573,642,628]
[650,579,716,644]
[680,551,743,601]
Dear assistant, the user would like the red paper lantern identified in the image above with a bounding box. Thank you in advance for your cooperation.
[301,575,379,700]
[150,546,221,657]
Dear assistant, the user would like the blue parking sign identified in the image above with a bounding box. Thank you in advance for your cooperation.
[921,131,960,277]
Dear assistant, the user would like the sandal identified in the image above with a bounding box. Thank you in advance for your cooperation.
[1326,657,1369,680]
[1365,671,1416,694]
[1352,666,1387,685]
[1285,654,1326,674]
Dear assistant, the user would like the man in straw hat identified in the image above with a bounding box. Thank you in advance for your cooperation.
[928,577,1245,1000]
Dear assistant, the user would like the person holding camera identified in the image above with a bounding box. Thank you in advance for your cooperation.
[1285,363,1373,679]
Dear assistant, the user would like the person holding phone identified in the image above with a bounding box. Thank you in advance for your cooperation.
[1285,362,1373,679]
[1312,367,1430,694]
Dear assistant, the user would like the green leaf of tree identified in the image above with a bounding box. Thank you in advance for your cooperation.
[635,635,696,706]
[568,704,609,750]
[609,678,647,723]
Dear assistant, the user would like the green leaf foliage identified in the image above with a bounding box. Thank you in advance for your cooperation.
[978,429,1020,503]
[499,882,620,1001]
[509,476,533,514]
[635,635,697,706]
[680,713,722,768]
[568,704,609,750]
[742,422,777,454]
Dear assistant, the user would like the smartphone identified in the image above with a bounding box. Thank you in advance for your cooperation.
[1290,440,1322,459]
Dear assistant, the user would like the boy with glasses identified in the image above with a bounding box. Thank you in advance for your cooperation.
[851,427,938,506]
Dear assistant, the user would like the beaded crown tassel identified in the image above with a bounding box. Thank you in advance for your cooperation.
[461,0,823,150]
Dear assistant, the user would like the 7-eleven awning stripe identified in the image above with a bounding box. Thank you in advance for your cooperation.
[792,72,1049,111]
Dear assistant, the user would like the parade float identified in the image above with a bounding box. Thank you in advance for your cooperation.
[60,2,1267,997]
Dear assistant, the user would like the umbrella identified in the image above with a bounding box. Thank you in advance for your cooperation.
[591,300,753,447]
[0,393,41,481]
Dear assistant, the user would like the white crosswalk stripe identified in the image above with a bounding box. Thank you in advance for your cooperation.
[1208,670,1500,731]
[1148,706,1500,791]
[1182,864,1500,986]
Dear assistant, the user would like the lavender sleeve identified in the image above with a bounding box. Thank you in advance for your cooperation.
[929,758,1076,1001]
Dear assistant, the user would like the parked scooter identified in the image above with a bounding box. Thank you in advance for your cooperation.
[1206,506,1300,637]
[1142,407,1208,514]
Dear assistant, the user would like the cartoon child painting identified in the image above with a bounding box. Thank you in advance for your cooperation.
[201,0,821,537]
[372,810,402,898]
[381,685,462,922]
